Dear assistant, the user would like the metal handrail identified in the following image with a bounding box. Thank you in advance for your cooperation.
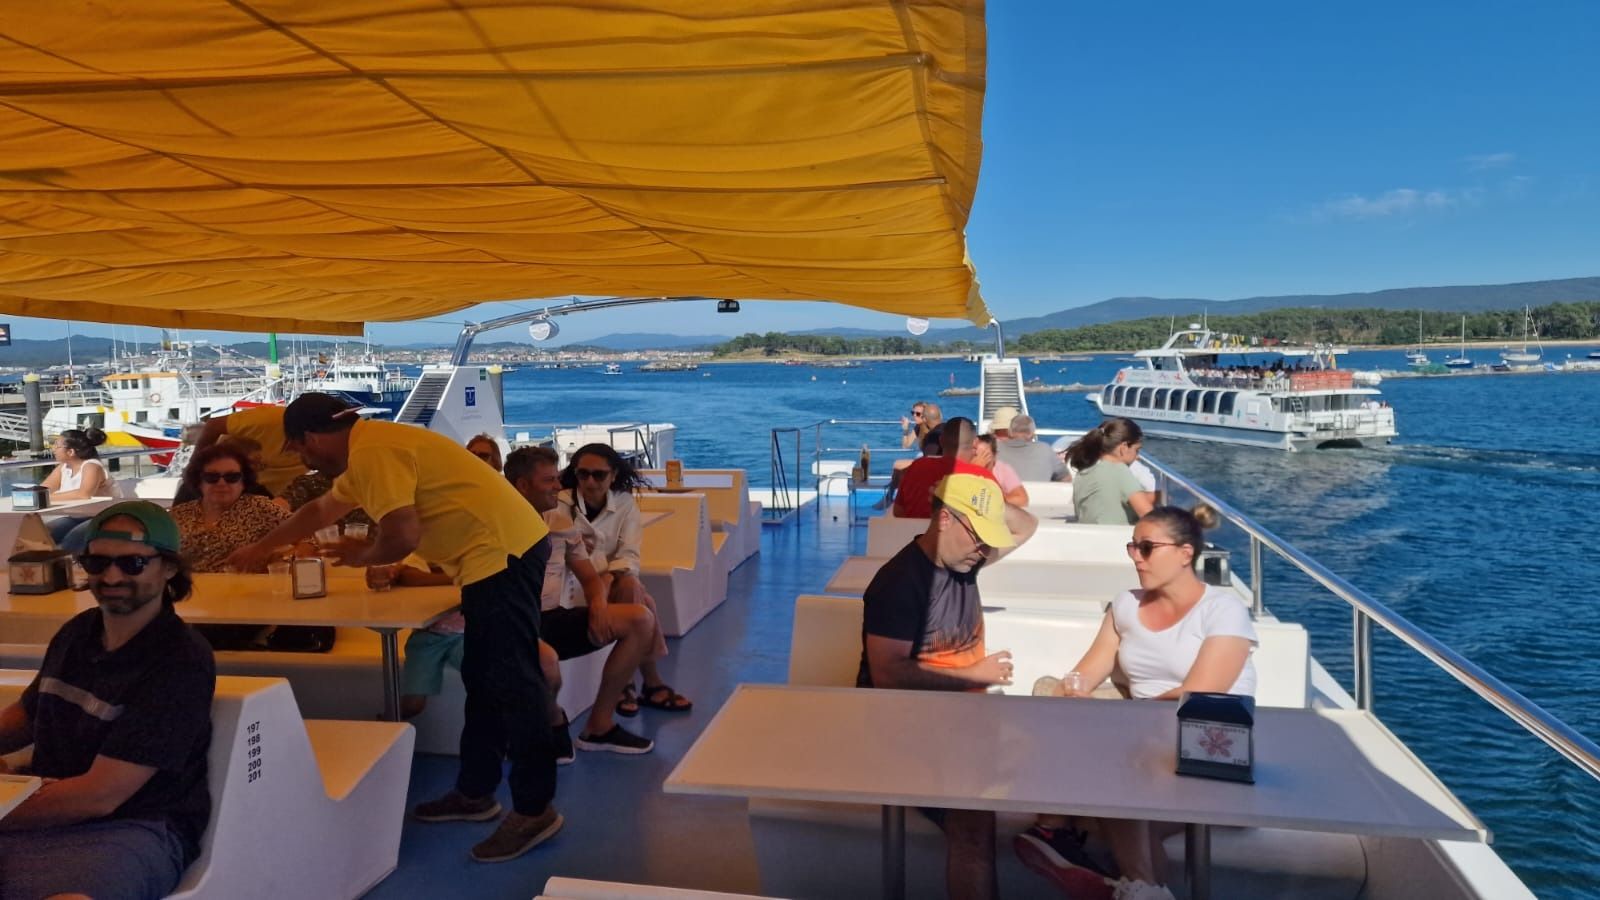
[1140,452,1600,783]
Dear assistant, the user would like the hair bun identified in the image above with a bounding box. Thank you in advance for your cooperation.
[1190,503,1220,531]
[84,426,107,446]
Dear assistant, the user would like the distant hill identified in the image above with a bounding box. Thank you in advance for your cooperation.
[923,276,1600,343]
[0,337,115,367]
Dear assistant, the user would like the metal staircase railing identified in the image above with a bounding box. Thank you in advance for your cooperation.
[395,371,452,426]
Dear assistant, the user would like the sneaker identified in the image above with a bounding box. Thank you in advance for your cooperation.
[1013,824,1116,898]
[412,790,502,823]
[1112,879,1176,900]
[553,714,575,766]
[576,723,655,755]
[469,806,564,863]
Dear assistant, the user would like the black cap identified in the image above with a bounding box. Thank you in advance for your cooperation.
[281,392,358,441]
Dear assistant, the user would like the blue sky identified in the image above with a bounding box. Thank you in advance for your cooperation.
[8,1,1597,347]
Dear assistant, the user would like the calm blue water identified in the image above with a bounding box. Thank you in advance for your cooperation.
[503,349,1600,898]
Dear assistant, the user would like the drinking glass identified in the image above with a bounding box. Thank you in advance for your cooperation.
[1064,671,1085,695]
[343,522,369,541]
[1031,675,1063,697]
[314,525,342,547]
[267,559,293,598]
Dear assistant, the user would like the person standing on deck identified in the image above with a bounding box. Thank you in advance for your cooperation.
[859,473,1039,900]
[226,393,561,863]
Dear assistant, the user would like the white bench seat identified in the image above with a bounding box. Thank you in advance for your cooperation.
[638,493,727,636]
[0,671,413,899]
[639,468,760,571]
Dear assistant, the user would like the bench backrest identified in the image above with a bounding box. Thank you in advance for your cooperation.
[786,600,1309,708]
[865,516,927,558]
[640,469,749,532]
[636,493,710,570]
[1004,523,1133,565]
[1020,480,1075,512]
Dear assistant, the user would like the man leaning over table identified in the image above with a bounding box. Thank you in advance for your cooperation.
[0,501,215,900]
[226,393,561,864]
[859,473,1038,900]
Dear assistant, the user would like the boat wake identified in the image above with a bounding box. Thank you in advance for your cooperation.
[1386,444,1600,489]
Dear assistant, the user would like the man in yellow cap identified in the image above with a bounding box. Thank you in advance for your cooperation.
[857,472,1037,900]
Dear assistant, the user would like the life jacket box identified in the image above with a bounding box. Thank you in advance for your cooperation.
[9,549,72,594]
[10,485,50,511]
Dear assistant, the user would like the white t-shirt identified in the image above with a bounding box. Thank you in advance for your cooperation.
[1111,585,1258,699]
[540,509,595,611]
[58,458,118,496]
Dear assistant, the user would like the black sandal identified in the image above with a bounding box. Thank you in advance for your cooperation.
[616,683,640,718]
[639,683,693,713]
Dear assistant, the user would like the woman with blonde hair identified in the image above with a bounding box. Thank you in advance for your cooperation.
[878,401,943,509]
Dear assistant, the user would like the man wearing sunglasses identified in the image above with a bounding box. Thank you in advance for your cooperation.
[858,473,1038,900]
[226,392,562,864]
[0,502,216,900]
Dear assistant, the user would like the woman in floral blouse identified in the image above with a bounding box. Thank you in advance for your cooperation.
[169,444,287,572]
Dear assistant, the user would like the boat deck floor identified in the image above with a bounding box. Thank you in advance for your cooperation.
[368,502,859,898]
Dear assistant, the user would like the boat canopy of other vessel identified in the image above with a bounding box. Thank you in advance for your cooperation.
[1092,325,1398,450]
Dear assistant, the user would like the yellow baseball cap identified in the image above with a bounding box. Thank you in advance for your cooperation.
[933,473,1015,549]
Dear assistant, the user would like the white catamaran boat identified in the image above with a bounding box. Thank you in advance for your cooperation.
[1091,325,1398,450]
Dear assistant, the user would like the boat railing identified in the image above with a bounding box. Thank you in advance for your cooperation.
[0,445,175,491]
[1141,452,1600,782]
[765,419,921,514]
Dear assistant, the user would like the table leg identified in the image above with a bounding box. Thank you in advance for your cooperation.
[881,805,906,900]
[378,629,401,722]
[1185,823,1211,900]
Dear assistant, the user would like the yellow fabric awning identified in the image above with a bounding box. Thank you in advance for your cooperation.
[0,1,989,335]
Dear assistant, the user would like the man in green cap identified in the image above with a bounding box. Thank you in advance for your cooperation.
[0,501,216,900]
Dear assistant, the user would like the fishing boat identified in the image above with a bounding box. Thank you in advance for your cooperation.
[0,6,1586,900]
[306,351,417,411]
[1444,316,1475,369]
[1499,306,1543,366]
[1091,325,1397,450]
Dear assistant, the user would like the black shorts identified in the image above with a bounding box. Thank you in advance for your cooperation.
[542,606,604,660]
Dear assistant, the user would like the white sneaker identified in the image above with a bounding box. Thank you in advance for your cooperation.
[1112,879,1176,900]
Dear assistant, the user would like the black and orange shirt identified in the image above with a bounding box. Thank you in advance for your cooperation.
[857,540,986,688]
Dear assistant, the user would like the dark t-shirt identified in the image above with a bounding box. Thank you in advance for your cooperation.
[857,540,986,688]
[22,605,216,862]
[892,457,996,519]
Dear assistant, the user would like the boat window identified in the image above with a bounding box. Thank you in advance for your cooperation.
[1185,391,1200,413]
[1138,388,1153,408]
[1202,391,1218,414]
[1154,388,1169,409]
[1169,390,1185,411]
[1218,392,1236,416]
[1102,385,1114,405]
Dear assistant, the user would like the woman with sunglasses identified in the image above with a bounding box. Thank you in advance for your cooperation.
[1064,418,1156,525]
[557,443,691,715]
[1013,505,1255,900]
[877,401,943,509]
[169,444,287,572]
[465,433,503,472]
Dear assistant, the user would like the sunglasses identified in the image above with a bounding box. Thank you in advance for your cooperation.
[201,471,243,484]
[1126,539,1181,559]
[911,409,924,417]
[949,511,995,556]
[77,553,161,576]
[575,467,613,481]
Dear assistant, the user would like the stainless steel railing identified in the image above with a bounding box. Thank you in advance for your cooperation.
[1141,452,1600,783]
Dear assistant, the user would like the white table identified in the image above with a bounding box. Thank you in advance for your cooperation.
[0,569,459,721]
[640,509,674,529]
[666,685,1486,900]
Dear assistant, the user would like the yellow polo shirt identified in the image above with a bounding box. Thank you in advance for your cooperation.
[330,420,546,585]
[225,405,308,497]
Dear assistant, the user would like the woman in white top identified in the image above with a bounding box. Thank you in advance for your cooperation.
[557,443,691,715]
[40,427,114,501]
[1015,505,1256,900]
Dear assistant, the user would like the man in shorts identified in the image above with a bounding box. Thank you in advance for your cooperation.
[0,502,215,899]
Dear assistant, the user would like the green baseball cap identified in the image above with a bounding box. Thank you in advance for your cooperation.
[83,501,182,553]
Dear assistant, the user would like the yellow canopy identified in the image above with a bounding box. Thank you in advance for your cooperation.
[0,1,989,335]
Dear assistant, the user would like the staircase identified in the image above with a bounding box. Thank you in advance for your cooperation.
[0,411,32,443]
[394,371,451,427]
[978,357,1027,424]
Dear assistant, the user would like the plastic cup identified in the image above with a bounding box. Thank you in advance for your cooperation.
[267,560,293,598]
[1031,675,1063,697]
[343,522,369,541]
[314,525,341,547]
[366,565,396,593]
[1064,671,1085,696]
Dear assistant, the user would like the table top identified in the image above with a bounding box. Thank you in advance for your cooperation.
[0,496,120,517]
[642,474,734,490]
[665,684,1487,843]
[0,568,459,631]
[824,555,1137,600]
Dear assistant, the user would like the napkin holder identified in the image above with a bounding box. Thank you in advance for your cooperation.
[1176,692,1255,783]
[9,549,72,595]
[10,484,49,511]
[291,555,326,599]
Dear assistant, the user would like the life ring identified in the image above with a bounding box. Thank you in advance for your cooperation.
[148,392,162,405]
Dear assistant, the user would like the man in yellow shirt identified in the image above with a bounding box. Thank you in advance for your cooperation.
[195,405,307,497]
[227,393,561,863]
